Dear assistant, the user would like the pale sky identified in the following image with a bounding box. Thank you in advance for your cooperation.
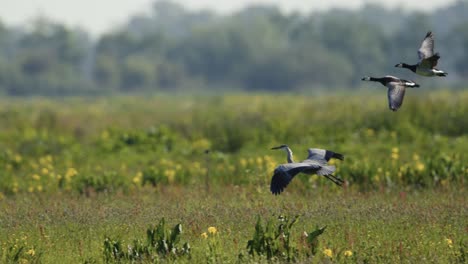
[0,0,456,35]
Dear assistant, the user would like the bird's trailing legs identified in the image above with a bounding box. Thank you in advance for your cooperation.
[323,174,344,186]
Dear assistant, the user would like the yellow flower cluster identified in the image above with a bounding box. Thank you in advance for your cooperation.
[445,238,453,248]
[208,226,217,234]
[65,168,78,182]
[191,138,211,151]
[133,171,143,184]
[323,248,333,258]
[391,147,399,160]
[201,226,218,239]
[164,169,176,183]
[26,248,36,256]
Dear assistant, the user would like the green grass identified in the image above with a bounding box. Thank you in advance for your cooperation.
[0,91,467,263]
[0,188,466,263]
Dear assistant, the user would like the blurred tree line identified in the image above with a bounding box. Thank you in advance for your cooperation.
[0,0,467,95]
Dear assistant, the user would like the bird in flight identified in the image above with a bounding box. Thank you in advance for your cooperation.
[395,31,447,77]
[361,75,420,111]
[270,145,344,195]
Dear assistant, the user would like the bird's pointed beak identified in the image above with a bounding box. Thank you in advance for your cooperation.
[271,146,283,150]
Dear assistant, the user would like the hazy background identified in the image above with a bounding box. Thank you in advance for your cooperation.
[0,0,467,95]
[1,0,455,35]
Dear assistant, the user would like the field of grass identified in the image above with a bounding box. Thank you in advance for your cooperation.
[0,91,466,263]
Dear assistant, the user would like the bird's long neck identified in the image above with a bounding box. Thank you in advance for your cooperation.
[367,77,387,86]
[402,63,417,72]
[368,77,382,82]
[284,147,294,163]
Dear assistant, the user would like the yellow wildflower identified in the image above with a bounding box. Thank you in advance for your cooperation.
[192,138,211,151]
[133,171,142,184]
[323,248,333,258]
[445,238,453,248]
[201,232,208,239]
[26,248,35,256]
[32,174,41,181]
[28,187,34,193]
[65,168,78,178]
[164,169,176,183]
[0,192,4,200]
[392,147,399,153]
[344,250,353,257]
[208,226,217,235]
[36,185,43,192]
[366,128,375,137]
[41,168,49,175]
[14,154,22,163]
[412,153,420,161]
[391,152,399,160]
[239,158,247,168]
[415,162,425,172]
[373,175,380,183]
[256,157,263,167]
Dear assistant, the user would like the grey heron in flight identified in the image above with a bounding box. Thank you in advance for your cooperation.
[361,75,419,111]
[395,31,447,77]
[270,145,344,195]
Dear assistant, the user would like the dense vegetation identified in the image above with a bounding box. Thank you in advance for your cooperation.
[0,93,466,263]
[0,92,467,197]
[0,0,468,95]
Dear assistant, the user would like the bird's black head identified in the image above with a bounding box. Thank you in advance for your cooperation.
[271,144,288,150]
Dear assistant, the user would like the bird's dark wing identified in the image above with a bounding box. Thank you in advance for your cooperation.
[420,53,440,69]
[387,83,406,111]
[307,148,344,161]
[418,31,434,61]
[270,163,321,195]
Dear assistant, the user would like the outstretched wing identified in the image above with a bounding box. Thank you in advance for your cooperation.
[420,53,440,69]
[307,148,344,161]
[418,31,434,61]
[270,163,321,195]
[387,83,406,111]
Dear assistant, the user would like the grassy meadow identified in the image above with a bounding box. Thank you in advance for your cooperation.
[0,91,467,263]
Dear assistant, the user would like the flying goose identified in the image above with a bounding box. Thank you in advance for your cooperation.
[395,31,447,77]
[270,145,344,195]
[361,75,419,111]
